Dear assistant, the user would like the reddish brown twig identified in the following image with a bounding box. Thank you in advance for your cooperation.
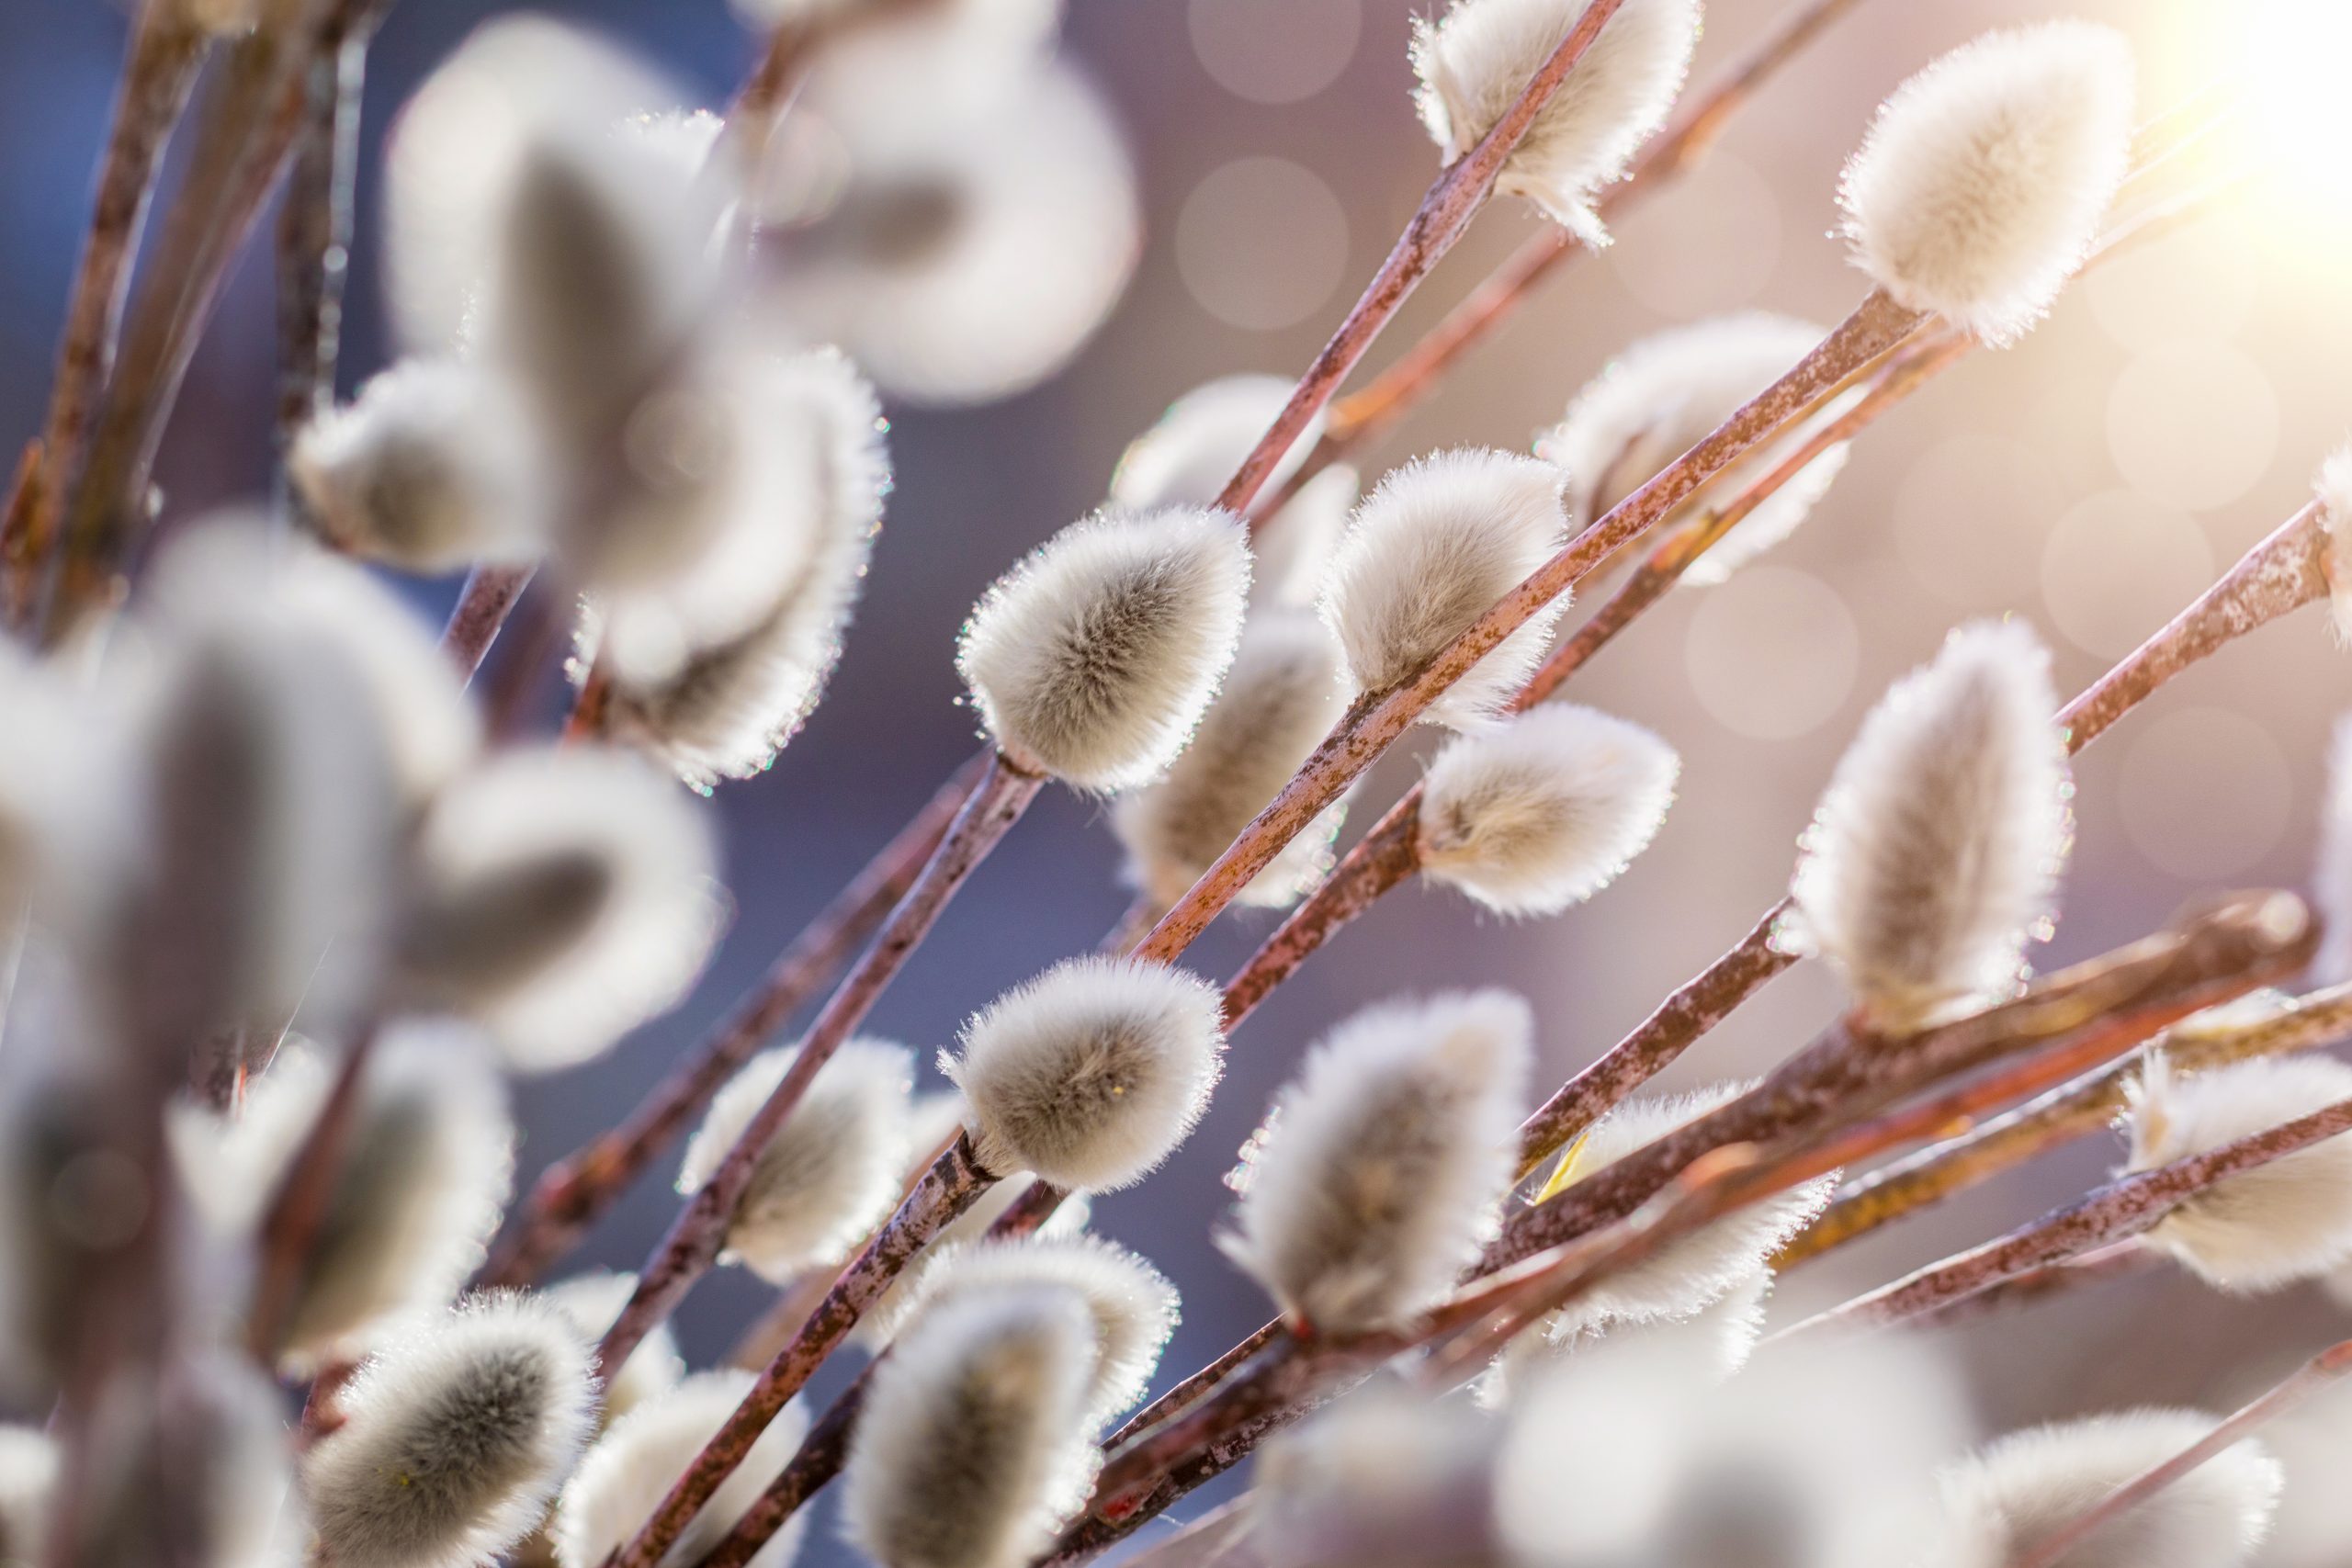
[1904,1243,2155,1332]
[1,0,208,629]
[610,1134,997,1568]
[1779,981,2352,1268]
[598,751,1040,1376]
[1781,1089,2352,1338]
[243,1023,379,1361]
[275,11,376,490]
[2008,1337,2352,1568]
[697,1365,870,1568]
[478,758,984,1291]
[441,563,534,677]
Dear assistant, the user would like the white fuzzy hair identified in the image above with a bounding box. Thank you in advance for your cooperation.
[173,1028,515,1370]
[1839,22,2135,344]
[675,1039,916,1283]
[1220,989,1533,1334]
[401,745,722,1071]
[1112,612,1353,910]
[291,358,550,575]
[1788,619,2070,1026]
[876,1235,1180,1427]
[1479,1268,1774,1413]
[944,956,1226,1190]
[180,0,260,34]
[146,518,481,807]
[551,1371,810,1568]
[304,1295,598,1568]
[759,60,1136,406]
[2315,715,2352,986]
[1537,313,1851,581]
[1412,0,1699,243]
[842,1285,1102,1568]
[1417,703,1679,917]
[1250,1382,1504,1568]
[1539,1081,1832,1340]
[1924,1409,2280,1568]
[2125,1053,2352,1292]
[1318,449,1569,730]
[539,1272,684,1426]
[1110,374,1322,519]
[958,505,1252,791]
[0,1424,54,1566]
[604,349,890,786]
[2316,449,2352,647]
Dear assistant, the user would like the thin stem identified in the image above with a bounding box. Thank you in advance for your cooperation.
[1779,981,2352,1269]
[1137,290,1929,967]
[1214,0,1634,520]
[1109,1321,1285,1451]
[1220,802,1421,1030]
[1905,1242,2154,1332]
[725,1268,836,1372]
[598,750,1043,1375]
[697,1367,868,1568]
[478,756,986,1290]
[1,0,207,629]
[441,563,535,678]
[1782,1092,2352,1338]
[2007,1338,2352,1568]
[611,1134,997,1568]
[274,15,372,500]
[244,1022,379,1361]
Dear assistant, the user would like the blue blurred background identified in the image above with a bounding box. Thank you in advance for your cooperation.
[10,0,2352,1559]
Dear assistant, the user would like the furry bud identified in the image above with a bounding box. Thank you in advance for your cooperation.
[1925,1409,2280,1568]
[1320,449,1568,729]
[601,348,889,785]
[1840,22,2135,344]
[291,359,551,573]
[304,1296,597,1568]
[1111,613,1352,910]
[1417,704,1678,916]
[944,956,1226,1191]
[541,1272,684,1425]
[2125,1054,2352,1292]
[842,1286,1101,1568]
[958,508,1251,791]
[676,1040,915,1283]
[2315,449,2352,648]
[762,60,1137,405]
[0,1426,55,1566]
[1221,990,1532,1334]
[64,1353,300,1568]
[883,1235,1179,1426]
[552,1371,810,1568]
[1251,1382,1502,1568]
[1538,313,1853,580]
[1535,1081,1833,1344]
[1789,620,2070,1026]
[172,1027,514,1369]
[399,746,722,1071]
[1412,0,1699,242]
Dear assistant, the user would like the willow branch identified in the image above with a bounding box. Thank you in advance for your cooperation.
[1780,980,2352,1268]
[1904,1242,2155,1332]
[274,13,374,495]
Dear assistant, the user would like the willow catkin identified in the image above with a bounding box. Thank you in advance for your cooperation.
[551,1371,810,1568]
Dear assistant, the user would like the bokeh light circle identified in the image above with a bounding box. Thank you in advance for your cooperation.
[1176,157,1350,331]
[2106,342,2278,512]
[2041,491,2214,659]
[2118,707,2293,881]
[1188,0,1361,104]
[1684,566,1860,740]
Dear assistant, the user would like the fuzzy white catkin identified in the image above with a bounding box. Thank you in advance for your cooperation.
[1840,22,2135,344]
[540,1272,684,1426]
[1536,1081,1832,1342]
[761,59,1136,406]
[2316,449,2352,648]
[66,1353,302,1568]
[172,1028,514,1369]
[1538,313,1853,582]
[880,1235,1180,1426]
[552,1371,810,1568]
[604,348,890,786]
[291,358,551,574]
[305,1295,597,1568]
[842,1286,1102,1568]
[1108,376,1349,607]
[1250,1383,1503,1568]
[1320,449,1569,729]
[2124,1054,2352,1292]
[1924,1409,2280,1568]
[0,641,133,942]
[1417,704,1679,917]
[1112,613,1353,910]
[400,745,722,1071]
[0,1426,54,1568]
[2315,714,2352,987]
[675,1039,915,1283]
[1221,989,1533,1334]
[1411,0,1699,242]
[946,957,1226,1190]
[1789,619,2070,1026]
[958,506,1251,791]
